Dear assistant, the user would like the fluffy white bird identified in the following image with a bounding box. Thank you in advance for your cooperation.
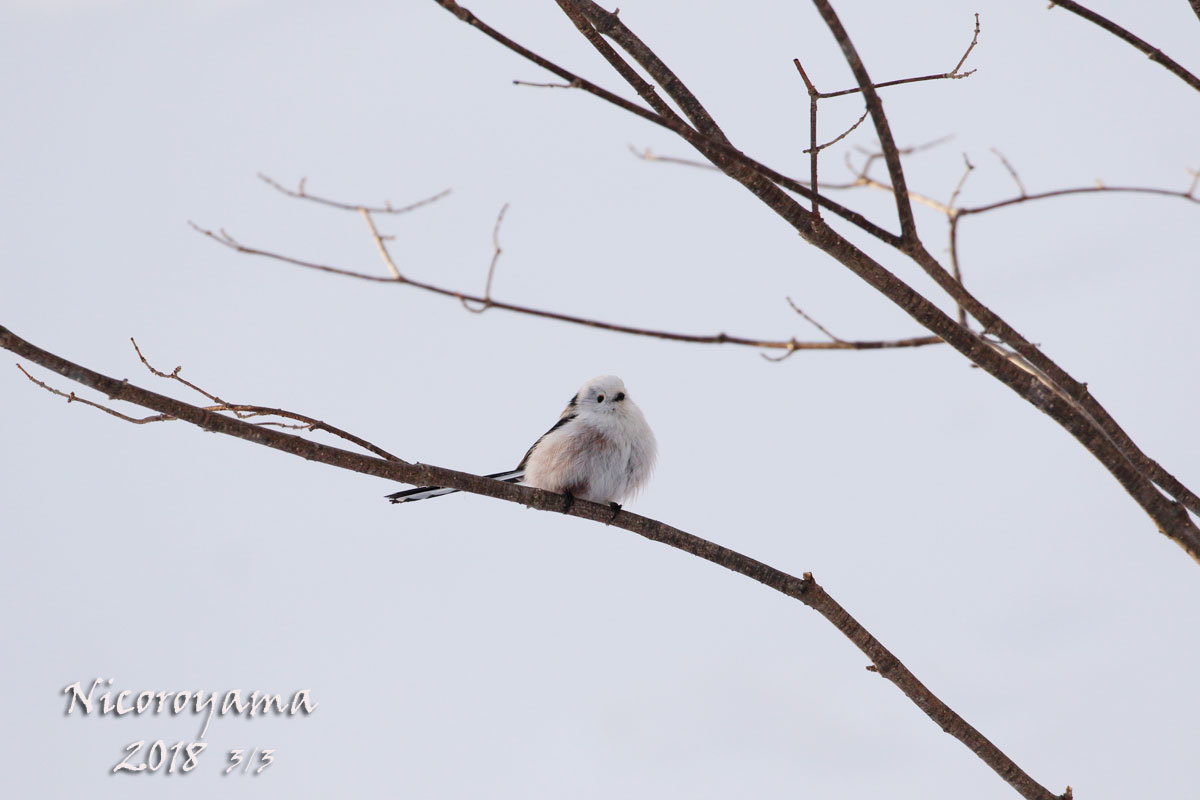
[386,375,656,509]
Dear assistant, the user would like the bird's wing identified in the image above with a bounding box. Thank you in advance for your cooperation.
[516,411,578,471]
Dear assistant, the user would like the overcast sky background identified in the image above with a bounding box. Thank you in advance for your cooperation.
[2,1,1199,797]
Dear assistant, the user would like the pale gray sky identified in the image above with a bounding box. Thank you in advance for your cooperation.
[2,1,1198,798]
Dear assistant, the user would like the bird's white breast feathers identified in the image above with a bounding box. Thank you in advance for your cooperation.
[522,403,655,505]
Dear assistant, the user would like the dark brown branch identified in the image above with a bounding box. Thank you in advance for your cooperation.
[1047,1,1200,93]
[428,1,901,245]
[1190,1,1200,26]
[792,57,823,215]
[591,0,1200,575]
[570,0,734,147]
[624,16,1198,545]
[193,220,940,353]
[809,0,919,243]
[553,0,696,138]
[1,323,1063,800]
[435,0,1200,543]
[428,0,1200,558]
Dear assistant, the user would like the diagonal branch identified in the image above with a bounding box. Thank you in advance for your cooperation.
[428,1,901,246]
[427,0,1200,556]
[554,0,796,236]
[1047,1,1200,93]
[1,323,1064,800]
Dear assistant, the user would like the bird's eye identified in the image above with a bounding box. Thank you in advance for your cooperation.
[614,392,625,402]
[596,394,605,403]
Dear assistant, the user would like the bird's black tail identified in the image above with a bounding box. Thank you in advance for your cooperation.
[386,469,525,504]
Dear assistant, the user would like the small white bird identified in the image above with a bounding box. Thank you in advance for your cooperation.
[386,375,656,510]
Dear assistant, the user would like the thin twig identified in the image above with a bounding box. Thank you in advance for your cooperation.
[959,183,1200,217]
[17,364,172,424]
[129,339,405,461]
[465,203,510,313]
[816,13,981,99]
[786,297,844,342]
[513,78,581,89]
[945,152,975,326]
[947,153,976,211]
[130,337,238,412]
[628,145,712,170]
[804,109,869,155]
[257,173,450,215]
[190,222,398,282]
[991,148,1027,196]
[358,209,404,279]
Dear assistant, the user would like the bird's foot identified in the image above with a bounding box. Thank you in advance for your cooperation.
[607,502,622,523]
[560,491,575,514]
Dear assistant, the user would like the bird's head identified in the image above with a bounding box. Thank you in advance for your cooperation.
[570,374,630,415]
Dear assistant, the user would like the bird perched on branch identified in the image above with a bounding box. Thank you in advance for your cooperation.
[386,375,656,511]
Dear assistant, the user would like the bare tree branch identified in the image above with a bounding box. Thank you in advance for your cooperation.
[787,8,1195,517]
[192,219,940,353]
[425,0,1200,552]
[1,323,1065,800]
[569,0,734,147]
[233,179,943,353]
[1047,1,1200,93]
[429,0,903,246]
[792,56,823,215]
[958,183,1200,216]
